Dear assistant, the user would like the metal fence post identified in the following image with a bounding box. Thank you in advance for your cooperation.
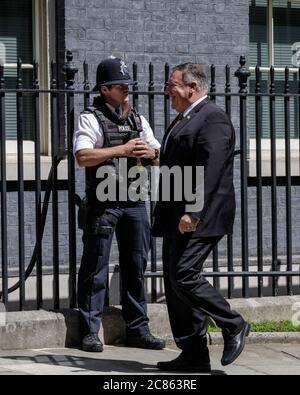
[0,62,8,305]
[33,61,43,309]
[255,65,263,297]
[148,63,157,302]
[50,60,60,309]
[16,59,25,310]
[269,66,279,296]
[235,56,251,298]
[63,50,78,308]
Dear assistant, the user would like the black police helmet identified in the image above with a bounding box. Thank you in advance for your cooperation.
[92,57,137,91]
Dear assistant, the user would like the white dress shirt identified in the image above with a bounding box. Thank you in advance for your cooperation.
[73,104,161,156]
[182,95,208,118]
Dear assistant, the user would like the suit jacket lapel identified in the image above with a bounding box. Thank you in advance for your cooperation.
[161,113,182,145]
[161,98,210,160]
[160,113,183,158]
[169,115,190,138]
[166,98,210,141]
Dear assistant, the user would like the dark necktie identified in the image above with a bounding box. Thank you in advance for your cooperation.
[177,112,184,122]
[162,113,184,153]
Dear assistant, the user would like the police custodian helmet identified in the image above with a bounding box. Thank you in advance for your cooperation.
[92,57,137,91]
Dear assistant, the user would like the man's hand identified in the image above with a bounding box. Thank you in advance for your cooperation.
[122,138,143,157]
[178,214,200,234]
[132,139,156,159]
[123,138,155,159]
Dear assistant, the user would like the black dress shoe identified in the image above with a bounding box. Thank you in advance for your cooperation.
[221,322,250,366]
[126,333,166,350]
[82,333,103,352]
[157,351,211,373]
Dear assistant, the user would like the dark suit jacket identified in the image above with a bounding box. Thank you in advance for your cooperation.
[152,97,236,238]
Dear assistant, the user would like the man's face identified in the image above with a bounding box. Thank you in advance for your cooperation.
[101,84,129,106]
[167,70,192,113]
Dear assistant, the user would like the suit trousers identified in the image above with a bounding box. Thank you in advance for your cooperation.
[163,233,244,354]
[78,203,150,337]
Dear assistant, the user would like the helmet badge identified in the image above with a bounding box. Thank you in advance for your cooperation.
[120,60,129,76]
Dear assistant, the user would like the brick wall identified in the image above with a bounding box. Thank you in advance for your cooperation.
[2,0,300,276]
[66,0,248,265]
[65,0,300,266]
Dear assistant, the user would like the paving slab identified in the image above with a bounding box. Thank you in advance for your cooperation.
[0,343,299,375]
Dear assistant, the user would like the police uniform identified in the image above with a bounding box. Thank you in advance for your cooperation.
[73,57,164,351]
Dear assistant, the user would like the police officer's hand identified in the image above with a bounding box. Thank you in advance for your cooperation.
[123,138,155,159]
[132,139,156,159]
[122,138,144,157]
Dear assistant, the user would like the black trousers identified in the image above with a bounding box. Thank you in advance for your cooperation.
[163,233,244,353]
[78,203,150,337]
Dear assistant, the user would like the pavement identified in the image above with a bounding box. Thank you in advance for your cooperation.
[0,342,300,375]
[2,297,300,351]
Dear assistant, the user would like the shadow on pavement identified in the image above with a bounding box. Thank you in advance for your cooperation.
[0,354,227,375]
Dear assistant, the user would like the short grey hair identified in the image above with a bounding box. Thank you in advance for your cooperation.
[172,63,209,94]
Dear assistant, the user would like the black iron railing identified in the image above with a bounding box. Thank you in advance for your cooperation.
[1,52,300,312]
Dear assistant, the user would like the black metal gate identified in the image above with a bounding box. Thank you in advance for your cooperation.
[1,52,300,311]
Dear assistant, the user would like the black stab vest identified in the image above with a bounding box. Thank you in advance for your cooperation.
[82,97,145,205]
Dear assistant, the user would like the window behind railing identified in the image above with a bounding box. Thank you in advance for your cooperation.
[249,0,300,138]
[0,0,35,141]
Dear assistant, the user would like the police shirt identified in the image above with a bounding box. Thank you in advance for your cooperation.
[73,103,160,156]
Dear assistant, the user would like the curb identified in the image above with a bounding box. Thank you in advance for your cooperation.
[208,332,300,345]
[1,296,300,350]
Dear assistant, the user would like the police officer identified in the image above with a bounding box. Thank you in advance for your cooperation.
[73,57,165,352]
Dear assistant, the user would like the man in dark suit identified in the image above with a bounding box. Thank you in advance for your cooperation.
[153,63,250,372]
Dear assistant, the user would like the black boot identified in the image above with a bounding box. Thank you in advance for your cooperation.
[157,349,211,373]
[82,333,103,352]
[126,333,166,350]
